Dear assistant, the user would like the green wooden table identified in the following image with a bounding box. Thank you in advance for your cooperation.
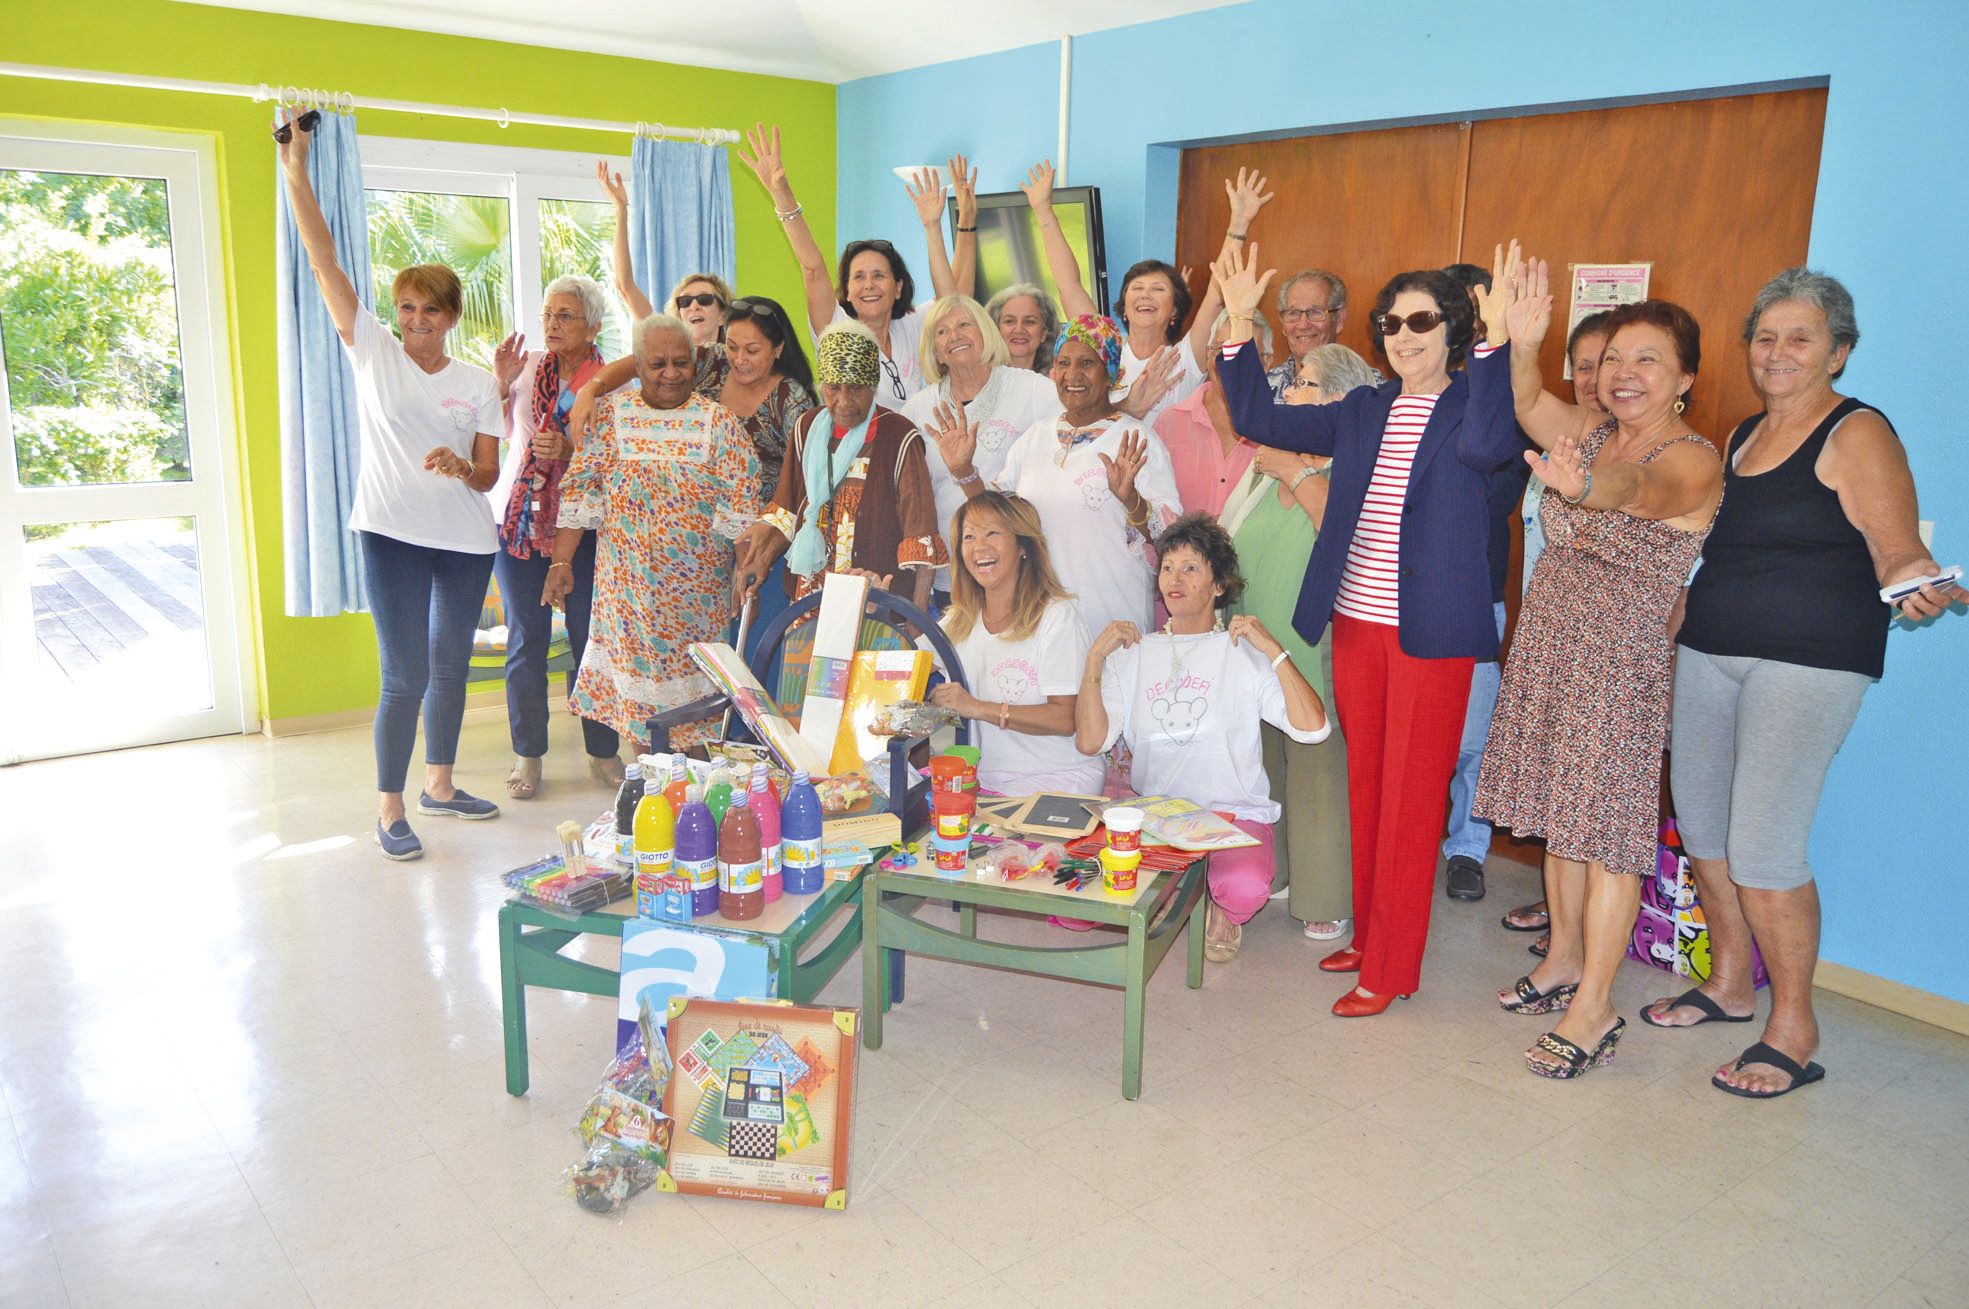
[498,875,866,1096]
[859,856,1209,1100]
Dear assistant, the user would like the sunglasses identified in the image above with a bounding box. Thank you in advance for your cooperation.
[1376,310,1445,336]
[271,109,321,145]
[675,292,724,310]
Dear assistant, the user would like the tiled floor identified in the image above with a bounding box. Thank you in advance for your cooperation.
[3,711,1966,1308]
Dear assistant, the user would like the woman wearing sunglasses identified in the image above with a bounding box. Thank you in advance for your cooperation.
[1212,241,1523,1016]
[277,111,505,861]
[595,162,733,348]
[738,125,976,410]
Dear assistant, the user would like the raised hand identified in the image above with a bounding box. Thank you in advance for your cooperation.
[492,332,527,393]
[274,110,311,175]
[905,166,946,227]
[1473,239,1522,346]
[1224,166,1274,230]
[595,161,628,209]
[1529,425,1589,503]
[1118,346,1180,420]
[1210,242,1276,319]
[1019,160,1056,210]
[928,400,979,479]
[1507,256,1554,347]
[1099,429,1149,507]
[737,123,790,199]
[950,154,978,227]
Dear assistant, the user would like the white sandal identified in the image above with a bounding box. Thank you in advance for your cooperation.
[1303,917,1351,941]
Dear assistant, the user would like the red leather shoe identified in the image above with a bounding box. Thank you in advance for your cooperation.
[1318,946,1364,973]
[1331,987,1413,1018]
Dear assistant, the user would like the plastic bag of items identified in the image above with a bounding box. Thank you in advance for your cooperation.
[564,1006,674,1215]
[868,699,961,739]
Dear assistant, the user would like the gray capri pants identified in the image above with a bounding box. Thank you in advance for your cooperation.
[1668,647,1870,891]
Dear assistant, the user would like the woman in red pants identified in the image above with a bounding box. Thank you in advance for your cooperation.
[1213,242,1524,1015]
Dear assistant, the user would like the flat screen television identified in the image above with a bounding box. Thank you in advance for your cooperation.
[950,186,1107,317]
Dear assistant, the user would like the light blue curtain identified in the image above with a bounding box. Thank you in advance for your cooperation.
[276,110,373,616]
[627,137,737,316]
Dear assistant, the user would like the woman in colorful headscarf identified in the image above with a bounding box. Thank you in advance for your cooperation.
[735,321,947,610]
[932,314,1182,639]
[544,314,761,753]
[490,276,623,797]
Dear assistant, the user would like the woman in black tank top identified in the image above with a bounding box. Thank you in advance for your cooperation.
[1653,269,1962,1100]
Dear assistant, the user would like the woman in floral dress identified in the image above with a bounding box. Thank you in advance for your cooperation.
[545,314,761,751]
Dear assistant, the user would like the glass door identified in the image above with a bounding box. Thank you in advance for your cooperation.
[0,132,246,762]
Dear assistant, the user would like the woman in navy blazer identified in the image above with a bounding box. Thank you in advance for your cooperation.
[1212,242,1524,1015]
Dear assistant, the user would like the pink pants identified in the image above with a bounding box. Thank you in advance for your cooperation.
[1208,816,1278,924]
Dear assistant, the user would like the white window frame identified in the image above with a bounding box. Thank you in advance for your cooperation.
[361,137,632,345]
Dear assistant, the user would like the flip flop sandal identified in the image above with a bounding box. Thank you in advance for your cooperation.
[1528,933,1549,958]
[1712,1041,1825,1099]
[1526,1018,1624,1079]
[1499,974,1577,1015]
[1640,986,1754,1028]
[1500,902,1549,932]
[508,757,542,800]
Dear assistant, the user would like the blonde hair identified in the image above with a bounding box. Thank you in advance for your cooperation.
[668,271,734,311]
[943,492,1072,644]
[391,264,462,318]
[918,294,1010,381]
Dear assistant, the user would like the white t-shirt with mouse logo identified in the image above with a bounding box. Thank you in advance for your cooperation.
[1096,630,1330,823]
[937,599,1104,796]
[343,311,502,554]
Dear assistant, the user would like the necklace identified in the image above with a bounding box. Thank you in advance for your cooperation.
[1161,616,1225,686]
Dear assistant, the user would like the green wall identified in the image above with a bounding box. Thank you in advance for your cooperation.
[0,0,836,721]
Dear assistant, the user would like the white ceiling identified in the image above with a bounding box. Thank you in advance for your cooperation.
[180,0,1246,84]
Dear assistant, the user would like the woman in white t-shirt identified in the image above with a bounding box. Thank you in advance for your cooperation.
[927,492,1103,796]
[928,315,1182,641]
[1076,514,1332,963]
[738,127,977,410]
[1017,160,1279,426]
[902,295,1062,595]
[279,114,505,862]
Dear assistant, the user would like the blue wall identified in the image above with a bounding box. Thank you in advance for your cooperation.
[836,0,1969,1003]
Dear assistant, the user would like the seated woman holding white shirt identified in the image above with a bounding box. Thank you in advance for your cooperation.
[926,492,1104,796]
[1075,513,1332,963]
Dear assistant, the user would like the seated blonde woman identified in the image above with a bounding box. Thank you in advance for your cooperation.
[928,491,1103,795]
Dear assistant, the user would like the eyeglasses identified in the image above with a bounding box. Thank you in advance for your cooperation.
[271,109,321,145]
[539,310,587,326]
[879,354,903,400]
[1376,310,1445,336]
[1281,306,1332,323]
[675,292,724,310]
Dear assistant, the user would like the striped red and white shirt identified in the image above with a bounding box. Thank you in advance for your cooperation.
[1336,390,1438,625]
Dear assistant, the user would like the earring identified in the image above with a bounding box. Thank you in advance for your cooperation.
[1674,398,1687,415]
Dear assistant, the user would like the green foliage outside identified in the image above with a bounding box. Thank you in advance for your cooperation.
[0,169,190,492]
[538,197,630,359]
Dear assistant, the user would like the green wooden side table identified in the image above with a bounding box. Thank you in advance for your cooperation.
[859,857,1209,1100]
[498,875,867,1096]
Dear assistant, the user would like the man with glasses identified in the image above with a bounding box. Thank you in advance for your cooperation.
[1269,269,1351,401]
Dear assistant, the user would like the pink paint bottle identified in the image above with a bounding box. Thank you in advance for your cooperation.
[748,763,784,903]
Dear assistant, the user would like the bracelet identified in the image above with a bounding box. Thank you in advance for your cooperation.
[998,701,1010,730]
[953,469,981,487]
[1562,470,1594,505]
[1288,465,1318,491]
[775,204,804,222]
[956,224,977,233]
[1126,506,1150,528]
[547,561,573,573]
[1226,312,1254,323]
[1228,231,1249,243]
[1271,649,1290,670]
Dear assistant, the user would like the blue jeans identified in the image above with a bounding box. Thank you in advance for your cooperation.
[494,533,618,760]
[359,531,496,794]
[1442,601,1508,862]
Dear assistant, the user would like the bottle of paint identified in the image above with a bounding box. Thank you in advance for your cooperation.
[631,780,676,917]
[705,766,737,828]
[613,762,645,866]
[674,783,720,918]
[717,797,764,921]
[662,755,690,814]
[749,763,784,903]
[780,768,825,895]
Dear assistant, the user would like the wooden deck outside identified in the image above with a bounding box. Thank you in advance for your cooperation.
[30,536,205,681]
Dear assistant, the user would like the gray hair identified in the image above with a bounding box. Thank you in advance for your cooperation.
[632,312,693,353]
[985,282,1061,370]
[544,274,609,328]
[1276,267,1348,314]
[1743,267,1860,377]
[1210,307,1275,357]
[1300,343,1380,398]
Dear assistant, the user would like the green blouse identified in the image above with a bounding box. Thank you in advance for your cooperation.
[1230,483,1329,701]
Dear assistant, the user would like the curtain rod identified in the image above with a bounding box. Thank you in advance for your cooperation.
[0,61,740,144]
